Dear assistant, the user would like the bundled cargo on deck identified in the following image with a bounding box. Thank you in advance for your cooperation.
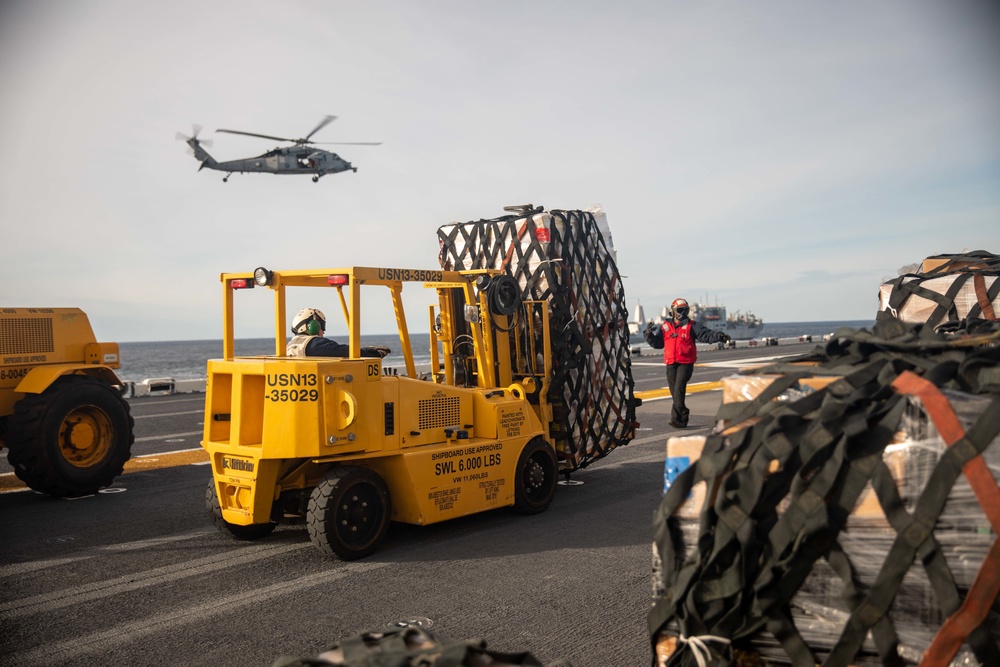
[878,250,1000,329]
[650,321,1000,667]
[437,205,637,471]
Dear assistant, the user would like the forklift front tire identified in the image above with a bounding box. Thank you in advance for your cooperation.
[512,437,558,515]
[307,466,391,560]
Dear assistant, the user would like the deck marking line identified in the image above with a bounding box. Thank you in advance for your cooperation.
[1,541,309,617]
[6,561,387,666]
[635,381,721,402]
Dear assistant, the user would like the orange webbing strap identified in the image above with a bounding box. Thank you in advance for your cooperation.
[891,372,966,449]
[923,540,1000,667]
[890,371,1000,667]
[973,274,998,320]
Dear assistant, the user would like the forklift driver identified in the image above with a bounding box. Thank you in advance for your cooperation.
[287,308,390,359]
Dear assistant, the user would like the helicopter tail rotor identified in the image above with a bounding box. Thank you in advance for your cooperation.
[176,125,217,168]
[176,125,212,149]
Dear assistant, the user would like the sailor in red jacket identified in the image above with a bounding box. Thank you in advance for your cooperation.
[644,298,730,428]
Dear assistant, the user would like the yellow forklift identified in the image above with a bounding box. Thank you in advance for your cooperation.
[203,266,559,559]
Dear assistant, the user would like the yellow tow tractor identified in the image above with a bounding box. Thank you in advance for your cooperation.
[0,307,134,497]
[203,266,560,559]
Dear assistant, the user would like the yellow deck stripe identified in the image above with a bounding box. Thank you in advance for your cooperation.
[634,380,721,401]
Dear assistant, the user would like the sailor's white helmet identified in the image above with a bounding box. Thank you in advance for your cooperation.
[291,308,326,335]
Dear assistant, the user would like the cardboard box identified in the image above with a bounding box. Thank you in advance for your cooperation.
[721,373,841,405]
[920,255,992,274]
[663,435,709,520]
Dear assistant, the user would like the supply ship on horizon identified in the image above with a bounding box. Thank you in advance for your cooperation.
[628,300,765,340]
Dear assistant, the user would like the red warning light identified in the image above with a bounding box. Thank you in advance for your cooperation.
[230,279,254,289]
[327,274,349,286]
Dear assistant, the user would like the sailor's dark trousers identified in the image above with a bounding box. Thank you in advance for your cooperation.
[666,362,694,426]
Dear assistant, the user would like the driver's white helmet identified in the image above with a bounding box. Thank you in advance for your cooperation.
[291,308,326,335]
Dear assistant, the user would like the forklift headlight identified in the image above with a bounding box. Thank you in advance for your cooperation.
[253,267,273,287]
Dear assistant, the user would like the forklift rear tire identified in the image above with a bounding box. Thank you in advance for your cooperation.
[512,437,557,514]
[307,466,390,560]
[205,479,276,541]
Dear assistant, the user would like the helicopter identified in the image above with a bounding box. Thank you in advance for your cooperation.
[176,115,381,182]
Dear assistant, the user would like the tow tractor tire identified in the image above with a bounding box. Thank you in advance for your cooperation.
[512,437,558,515]
[5,375,134,498]
[205,478,276,540]
[307,466,390,560]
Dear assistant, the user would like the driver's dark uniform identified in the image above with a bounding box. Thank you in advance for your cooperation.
[287,335,384,358]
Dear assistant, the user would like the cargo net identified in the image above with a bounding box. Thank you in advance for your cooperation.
[879,250,1000,331]
[270,625,573,666]
[437,206,638,471]
[649,321,1000,667]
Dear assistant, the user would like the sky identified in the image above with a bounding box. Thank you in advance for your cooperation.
[1,0,998,343]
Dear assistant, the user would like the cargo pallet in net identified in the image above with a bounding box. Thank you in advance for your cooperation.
[879,250,1000,329]
[437,205,638,472]
[650,321,1000,667]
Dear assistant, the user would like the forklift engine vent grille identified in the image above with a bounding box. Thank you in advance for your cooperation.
[0,318,54,356]
[418,396,460,430]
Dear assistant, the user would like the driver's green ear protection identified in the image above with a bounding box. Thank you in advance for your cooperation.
[307,320,322,335]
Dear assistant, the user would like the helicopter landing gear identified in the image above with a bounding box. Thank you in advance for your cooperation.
[312,176,319,183]
[222,173,232,183]
[352,167,357,173]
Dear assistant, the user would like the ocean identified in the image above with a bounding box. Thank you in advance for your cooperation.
[116,321,875,384]
[116,333,418,383]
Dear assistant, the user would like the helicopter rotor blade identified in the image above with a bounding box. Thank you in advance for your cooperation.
[310,141,383,146]
[304,115,337,143]
[192,124,203,138]
[216,128,296,143]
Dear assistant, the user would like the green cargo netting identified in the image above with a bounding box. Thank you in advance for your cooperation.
[271,626,573,666]
[437,206,638,471]
[649,320,1000,667]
